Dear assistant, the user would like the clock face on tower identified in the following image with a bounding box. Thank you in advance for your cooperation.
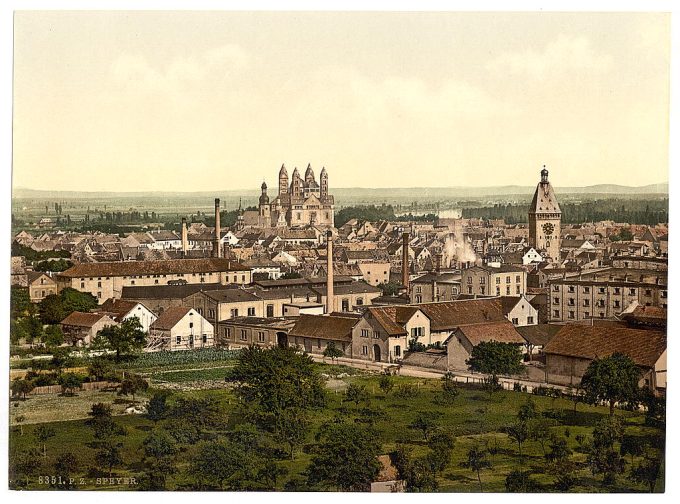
[542,223,555,236]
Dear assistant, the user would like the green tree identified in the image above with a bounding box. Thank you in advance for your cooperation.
[11,379,34,400]
[505,470,539,492]
[344,383,370,407]
[38,288,98,324]
[620,434,645,470]
[42,325,64,347]
[546,435,572,462]
[87,402,124,440]
[275,408,309,460]
[54,452,79,489]
[228,345,325,432]
[506,420,530,462]
[147,391,171,422]
[377,281,401,296]
[190,440,248,490]
[10,286,33,319]
[34,424,56,457]
[95,440,124,477]
[580,352,642,417]
[466,341,524,390]
[140,430,178,490]
[588,417,625,485]
[38,295,65,325]
[117,374,149,401]
[426,431,456,476]
[379,374,394,396]
[409,413,438,441]
[58,372,83,396]
[307,422,382,491]
[322,341,344,363]
[93,318,146,360]
[631,456,662,492]
[439,372,460,403]
[461,445,492,492]
[11,448,42,488]
[88,356,114,381]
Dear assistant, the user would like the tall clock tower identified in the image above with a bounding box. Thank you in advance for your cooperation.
[529,166,561,262]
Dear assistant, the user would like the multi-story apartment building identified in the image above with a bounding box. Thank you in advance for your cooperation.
[548,268,668,322]
[461,265,527,297]
[56,258,252,303]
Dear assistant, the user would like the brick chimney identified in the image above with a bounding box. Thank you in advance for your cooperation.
[213,198,221,258]
[181,217,188,256]
[326,230,334,313]
[402,232,410,293]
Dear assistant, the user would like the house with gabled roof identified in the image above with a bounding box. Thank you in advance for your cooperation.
[542,324,666,391]
[97,298,157,333]
[147,306,214,351]
[288,313,360,357]
[61,311,118,346]
[445,320,527,371]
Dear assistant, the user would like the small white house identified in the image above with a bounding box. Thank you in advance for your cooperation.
[148,306,214,351]
[99,298,158,333]
[500,295,539,327]
[522,247,543,265]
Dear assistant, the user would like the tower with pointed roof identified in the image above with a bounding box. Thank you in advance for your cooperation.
[529,166,561,261]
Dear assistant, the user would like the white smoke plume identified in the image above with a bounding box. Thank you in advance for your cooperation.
[443,232,477,267]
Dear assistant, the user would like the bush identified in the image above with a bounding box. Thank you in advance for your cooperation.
[394,383,419,399]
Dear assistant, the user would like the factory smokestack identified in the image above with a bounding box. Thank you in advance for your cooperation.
[326,230,334,314]
[402,232,410,293]
[213,198,221,258]
[181,217,188,256]
[435,253,442,273]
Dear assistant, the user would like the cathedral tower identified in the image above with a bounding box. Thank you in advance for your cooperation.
[278,164,288,196]
[529,166,561,262]
[320,167,328,198]
[259,181,271,227]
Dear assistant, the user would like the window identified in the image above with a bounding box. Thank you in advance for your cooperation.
[266,304,274,317]
[511,317,519,325]
[584,312,590,318]
[362,345,368,355]
[583,299,590,307]
[208,309,215,319]
[131,280,135,285]
[395,345,401,357]
[552,285,559,292]
[496,277,501,285]
[568,298,575,306]
[80,282,85,289]
[467,277,472,284]
[553,297,559,304]
[505,276,510,284]
[247,307,256,316]
[97,292,101,298]
[230,308,238,318]
[415,286,422,293]
[415,295,422,303]
[480,286,485,295]
[361,329,369,337]
[317,338,322,349]
[240,330,247,341]
[506,286,510,295]
[583,287,590,293]
[599,287,606,294]
[176,336,181,344]
[467,286,472,294]
[527,316,534,324]
[356,297,364,306]
[553,309,560,317]
[614,300,620,308]
[202,334,207,344]
[599,312,605,318]
[568,311,575,319]
[568,286,575,293]
[614,287,621,294]
[496,287,501,296]
[645,289,652,296]
[411,327,424,338]
[97,281,101,288]
[373,331,380,339]
[258,332,265,342]
[516,285,521,294]
[515,275,520,283]
[661,291,667,299]
[342,299,349,311]
[189,322,193,328]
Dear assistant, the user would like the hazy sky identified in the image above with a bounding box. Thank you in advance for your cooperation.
[12,11,670,192]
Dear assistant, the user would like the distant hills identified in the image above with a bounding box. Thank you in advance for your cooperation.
[12,183,669,200]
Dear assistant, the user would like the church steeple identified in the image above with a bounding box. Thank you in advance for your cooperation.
[528,164,561,262]
[541,165,549,183]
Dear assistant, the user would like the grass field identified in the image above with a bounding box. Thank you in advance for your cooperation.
[8,366,664,492]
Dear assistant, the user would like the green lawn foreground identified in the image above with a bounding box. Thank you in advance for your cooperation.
[8,366,665,492]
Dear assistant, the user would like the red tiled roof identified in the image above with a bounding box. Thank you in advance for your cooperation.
[61,311,113,328]
[366,306,422,336]
[59,258,249,278]
[456,321,526,346]
[415,298,506,332]
[543,325,666,368]
[150,306,193,331]
[289,314,358,342]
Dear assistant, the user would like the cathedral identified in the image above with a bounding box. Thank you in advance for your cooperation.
[245,163,335,229]
[528,166,561,261]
